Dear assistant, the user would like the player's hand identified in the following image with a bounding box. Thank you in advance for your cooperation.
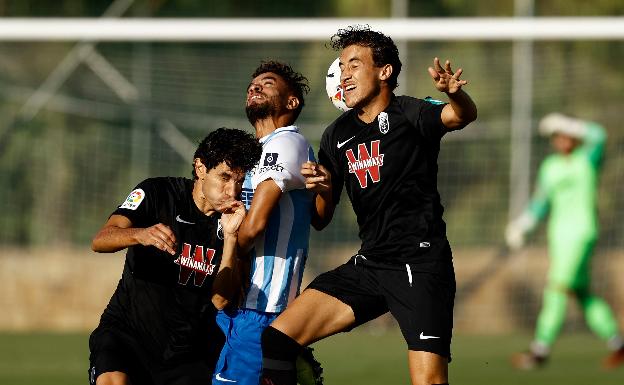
[428,57,468,95]
[505,222,526,251]
[301,161,332,195]
[136,223,177,255]
[220,200,246,238]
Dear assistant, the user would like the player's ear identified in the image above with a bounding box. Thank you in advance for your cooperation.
[286,96,300,111]
[194,158,206,179]
[379,64,393,82]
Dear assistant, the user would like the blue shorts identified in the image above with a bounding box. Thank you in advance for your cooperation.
[213,308,278,385]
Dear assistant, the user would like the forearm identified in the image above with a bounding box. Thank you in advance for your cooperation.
[311,190,335,230]
[212,236,240,310]
[237,218,265,256]
[442,89,477,130]
[92,226,141,253]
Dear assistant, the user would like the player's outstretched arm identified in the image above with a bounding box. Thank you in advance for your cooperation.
[91,214,177,255]
[428,57,477,131]
[301,161,334,230]
[212,200,246,310]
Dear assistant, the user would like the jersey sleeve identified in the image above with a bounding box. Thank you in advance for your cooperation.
[256,133,312,192]
[579,121,607,169]
[111,178,159,226]
[318,122,344,205]
[526,161,551,222]
[400,96,447,141]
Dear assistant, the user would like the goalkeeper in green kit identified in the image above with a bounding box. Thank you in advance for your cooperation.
[506,113,624,370]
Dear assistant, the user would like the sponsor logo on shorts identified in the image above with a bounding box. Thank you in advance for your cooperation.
[215,373,237,383]
[419,332,441,340]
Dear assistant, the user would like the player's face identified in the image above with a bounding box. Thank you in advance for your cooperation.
[246,72,289,124]
[551,133,579,155]
[339,45,382,109]
[200,162,246,213]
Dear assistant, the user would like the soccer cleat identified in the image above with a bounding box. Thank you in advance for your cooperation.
[511,351,547,370]
[296,347,324,385]
[602,346,624,369]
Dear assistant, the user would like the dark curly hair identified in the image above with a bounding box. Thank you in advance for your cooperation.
[330,25,402,90]
[192,127,261,179]
[252,60,310,122]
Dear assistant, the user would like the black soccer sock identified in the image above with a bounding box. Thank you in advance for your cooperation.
[261,326,302,385]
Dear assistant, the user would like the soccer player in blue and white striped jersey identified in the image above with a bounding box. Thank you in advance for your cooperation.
[212,61,319,385]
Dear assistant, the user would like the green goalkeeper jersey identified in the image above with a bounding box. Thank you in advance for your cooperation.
[527,122,606,241]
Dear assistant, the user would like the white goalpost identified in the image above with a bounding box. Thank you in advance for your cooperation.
[0,17,622,41]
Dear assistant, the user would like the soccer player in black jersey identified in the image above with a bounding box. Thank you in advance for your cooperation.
[260,26,477,385]
[88,128,262,385]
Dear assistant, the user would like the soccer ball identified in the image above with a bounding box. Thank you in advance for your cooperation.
[325,58,350,112]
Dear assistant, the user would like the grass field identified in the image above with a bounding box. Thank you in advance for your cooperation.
[1,330,622,385]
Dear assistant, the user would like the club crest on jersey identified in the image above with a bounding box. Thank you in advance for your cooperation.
[378,111,390,134]
[263,153,278,166]
[345,140,384,188]
[217,219,224,240]
[174,243,216,287]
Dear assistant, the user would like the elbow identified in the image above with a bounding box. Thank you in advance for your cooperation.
[241,221,267,243]
[211,296,229,311]
[467,108,478,124]
[91,237,105,253]
[311,217,330,231]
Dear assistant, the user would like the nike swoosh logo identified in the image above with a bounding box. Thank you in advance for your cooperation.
[419,332,441,340]
[175,215,195,225]
[337,136,356,149]
[215,373,237,383]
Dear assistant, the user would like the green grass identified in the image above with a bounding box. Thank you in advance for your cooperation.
[313,329,624,385]
[0,330,622,384]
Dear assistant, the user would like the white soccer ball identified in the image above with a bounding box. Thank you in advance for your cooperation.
[325,58,350,112]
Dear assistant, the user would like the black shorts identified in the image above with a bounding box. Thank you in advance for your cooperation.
[307,247,455,359]
[88,320,218,385]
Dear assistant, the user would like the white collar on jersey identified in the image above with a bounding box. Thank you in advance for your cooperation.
[258,125,299,144]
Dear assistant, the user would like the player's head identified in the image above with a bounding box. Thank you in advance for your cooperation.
[193,127,261,178]
[538,113,584,155]
[330,25,401,108]
[246,60,310,126]
[192,128,261,212]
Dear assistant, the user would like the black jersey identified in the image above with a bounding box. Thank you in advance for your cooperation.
[97,177,224,365]
[319,95,449,266]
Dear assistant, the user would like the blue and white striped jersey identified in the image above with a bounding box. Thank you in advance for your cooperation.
[241,125,315,313]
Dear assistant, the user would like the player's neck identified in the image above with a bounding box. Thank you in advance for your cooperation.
[357,90,392,124]
[253,115,291,139]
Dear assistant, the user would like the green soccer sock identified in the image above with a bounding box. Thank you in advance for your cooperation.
[579,292,619,341]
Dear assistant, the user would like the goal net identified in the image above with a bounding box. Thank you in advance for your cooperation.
[0,17,622,331]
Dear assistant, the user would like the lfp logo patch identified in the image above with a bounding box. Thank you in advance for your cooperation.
[120,188,145,210]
